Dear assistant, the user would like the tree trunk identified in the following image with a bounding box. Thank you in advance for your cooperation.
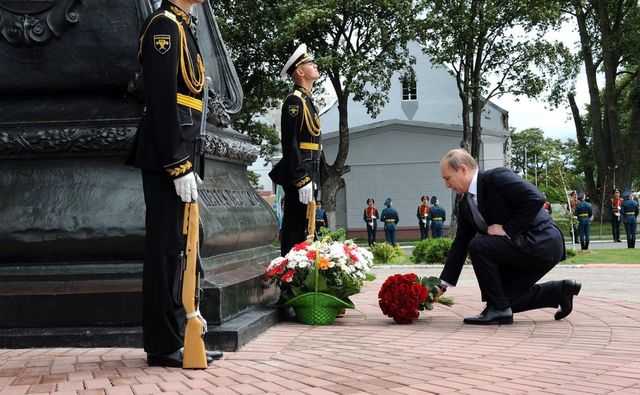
[573,0,606,205]
[621,74,640,189]
[568,93,596,194]
[321,89,350,229]
[471,96,483,162]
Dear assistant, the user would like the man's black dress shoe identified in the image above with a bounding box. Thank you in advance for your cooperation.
[464,306,513,325]
[178,348,223,361]
[205,350,224,360]
[555,279,582,320]
[147,349,183,367]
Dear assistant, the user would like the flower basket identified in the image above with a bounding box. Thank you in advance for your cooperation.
[282,292,354,325]
[264,236,374,325]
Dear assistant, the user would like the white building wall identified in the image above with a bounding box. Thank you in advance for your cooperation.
[323,123,462,230]
[320,41,508,138]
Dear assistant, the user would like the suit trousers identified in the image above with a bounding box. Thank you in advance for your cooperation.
[467,234,563,312]
[141,170,186,355]
[281,186,308,256]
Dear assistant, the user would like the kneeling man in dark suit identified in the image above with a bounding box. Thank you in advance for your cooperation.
[437,149,581,325]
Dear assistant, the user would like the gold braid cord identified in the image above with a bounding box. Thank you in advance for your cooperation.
[176,23,205,94]
[302,100,322,137]
[293,91,321,137]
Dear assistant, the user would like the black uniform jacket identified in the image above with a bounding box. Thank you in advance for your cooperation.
[441,167,564,286]
[269,85,327,190]
[127,0,203,179]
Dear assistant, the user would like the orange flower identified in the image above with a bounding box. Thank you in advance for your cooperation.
[317,256,331,270]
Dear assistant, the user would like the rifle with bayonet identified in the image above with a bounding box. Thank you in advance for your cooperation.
[180,76,212,369]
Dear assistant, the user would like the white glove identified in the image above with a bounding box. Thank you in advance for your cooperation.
[173,172,198,202]
[298,183,313,204]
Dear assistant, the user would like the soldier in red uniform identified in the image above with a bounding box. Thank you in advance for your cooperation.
[363,198,379,246]
[610,188,623,242]
[543,192,552,215]
[416,195,430,239]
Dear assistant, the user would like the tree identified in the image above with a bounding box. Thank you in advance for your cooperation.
[510,128,583,203]
[417,0,577,160]
[210,1,290,161]
[212,1,418,227]
[564,0,640,208]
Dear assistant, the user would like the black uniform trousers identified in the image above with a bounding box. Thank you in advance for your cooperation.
[280,185,308,257]
[419,220,429,239]
[611,215,621,242]
[141,170,186,355]
[366,223,377,246]
[467,232,565,313]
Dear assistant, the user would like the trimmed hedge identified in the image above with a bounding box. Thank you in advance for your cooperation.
[412,238,453,264]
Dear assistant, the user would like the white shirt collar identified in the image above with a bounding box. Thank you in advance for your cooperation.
[468,169,479,196]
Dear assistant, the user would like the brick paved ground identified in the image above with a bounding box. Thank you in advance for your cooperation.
[2,266,640,395]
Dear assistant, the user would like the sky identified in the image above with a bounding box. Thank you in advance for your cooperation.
[492,71,589,142]
[491,22,591,142]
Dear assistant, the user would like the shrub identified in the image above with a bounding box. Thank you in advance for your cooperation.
[412,238,453,264]
[370,242,405,264]
[317,226,347,242]
[565,248,577,258]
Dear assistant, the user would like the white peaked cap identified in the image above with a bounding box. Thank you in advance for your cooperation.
[280,43,312,78]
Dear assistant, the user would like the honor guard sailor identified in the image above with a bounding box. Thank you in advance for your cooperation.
[126,0,222,368]
[269,44,327,256]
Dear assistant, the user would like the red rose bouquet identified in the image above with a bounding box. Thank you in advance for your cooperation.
[378,273,454,324]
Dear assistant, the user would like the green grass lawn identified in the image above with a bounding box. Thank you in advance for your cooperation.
[563,248,640,264]
[371,243,640,265]
[554,218,624,241]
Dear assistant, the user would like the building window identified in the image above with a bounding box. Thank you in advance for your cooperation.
[401,76,417,101]
[501,113,509,129]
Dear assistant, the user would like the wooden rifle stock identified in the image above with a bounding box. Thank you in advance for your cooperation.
[181,202,207,369]
[306,199,316,237]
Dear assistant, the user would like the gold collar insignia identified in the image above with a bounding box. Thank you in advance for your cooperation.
[169,4,191,24]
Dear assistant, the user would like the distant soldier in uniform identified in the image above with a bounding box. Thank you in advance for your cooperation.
[268,44,324,256]
[543,192,552,215]
[610,189,623,242]
[416,195,430,240]
[567,190,578,243]
[621,190,639,248]
[380,197,399,246]
[575,192,592,250]
[127,0,222,367]
[363,198,379,246]
[428,196,446,238]
[315,200,328,234]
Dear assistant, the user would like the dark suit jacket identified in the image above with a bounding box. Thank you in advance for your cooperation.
[441,167,564,286]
